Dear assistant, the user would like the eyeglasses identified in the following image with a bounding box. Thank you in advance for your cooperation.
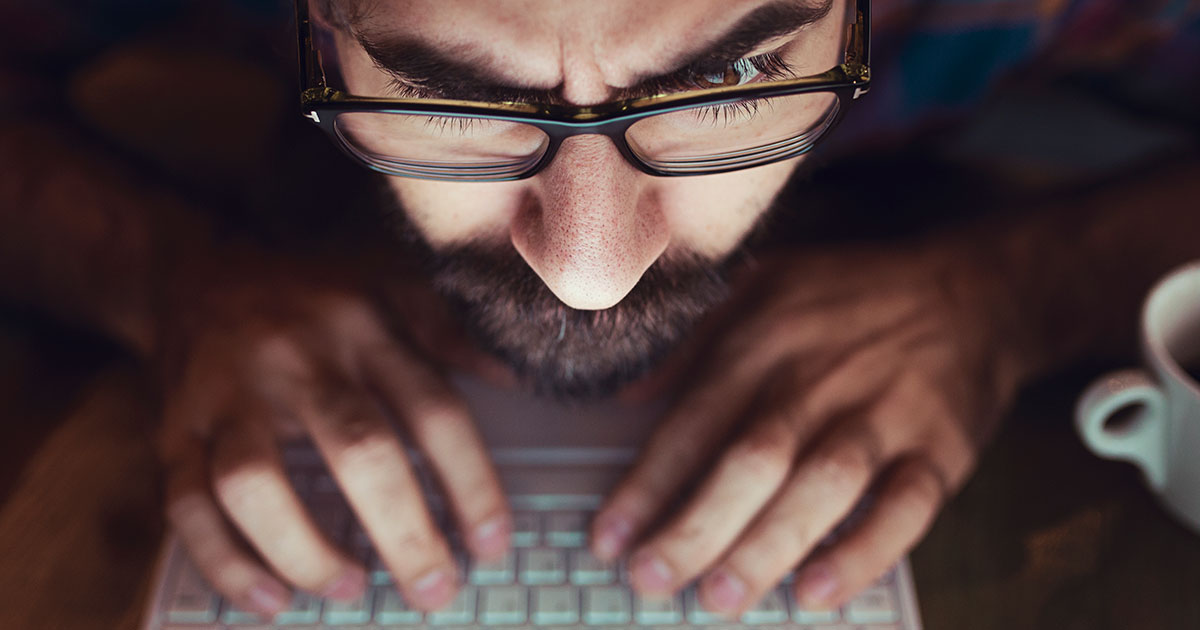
[296,0,871,182]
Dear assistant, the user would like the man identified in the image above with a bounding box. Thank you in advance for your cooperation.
[1,0,1198,622]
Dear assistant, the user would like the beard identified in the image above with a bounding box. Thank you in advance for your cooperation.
[372,173,796,401]
[420,243,733,401]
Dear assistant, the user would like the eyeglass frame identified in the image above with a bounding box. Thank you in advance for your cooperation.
[295,0,871,181]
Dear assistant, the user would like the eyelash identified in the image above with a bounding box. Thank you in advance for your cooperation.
[692,99,766,127]
[659,51,795,93]
[388,51,795,102]
[392,51,794,130]
[664,52,793,126]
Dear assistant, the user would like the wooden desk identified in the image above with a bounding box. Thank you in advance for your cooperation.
[2,324,1198,630]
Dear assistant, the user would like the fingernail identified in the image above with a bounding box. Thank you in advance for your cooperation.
[247,580,289,616]
[796,562,839,606]
[702,568,747,613]
[630,550,674,595]
[411,567,455,608]
[471,515,511,558]
[322,567,367,601]
[592,513,634,559]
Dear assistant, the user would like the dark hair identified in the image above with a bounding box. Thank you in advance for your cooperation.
[311,0,363,31]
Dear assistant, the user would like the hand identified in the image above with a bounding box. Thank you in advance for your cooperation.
[153,248,510,617]
[592,244,1023,616]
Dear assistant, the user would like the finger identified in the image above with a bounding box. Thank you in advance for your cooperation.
[209,414,366,600]
[164,438,291,618]
[696,416,890,617]
[295,374,459,612]
[591,355,772,561]
[626,410,803,597]
[791,456,945,610]
[363,343,512,561]
[594,333,900,563]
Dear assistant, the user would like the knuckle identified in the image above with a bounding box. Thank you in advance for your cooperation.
[449,472,508,521]
[724,425,795,483]
[806,442,873,491]
[212,460,278,512]
[408,394,471,429]
[384,531,451,579]
[937,422,978,480]
[333,430,398,472]
[287,562,344,594]
[255,535,344,591]
[251,331,309,370]
[900,459,948,510]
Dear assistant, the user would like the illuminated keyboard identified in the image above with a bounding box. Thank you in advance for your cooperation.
[144,471,923,629]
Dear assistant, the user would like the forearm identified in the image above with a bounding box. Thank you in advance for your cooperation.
[0,120,211,356]
[960,159,1200,385]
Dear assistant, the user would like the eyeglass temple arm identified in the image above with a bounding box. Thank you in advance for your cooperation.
[295,0,328,93]
[845,0,871,72]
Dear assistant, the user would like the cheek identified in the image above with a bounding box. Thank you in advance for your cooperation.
[387,177,526,247]
[656,159,798,258]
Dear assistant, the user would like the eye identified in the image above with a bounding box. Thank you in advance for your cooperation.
[695,58,764,88]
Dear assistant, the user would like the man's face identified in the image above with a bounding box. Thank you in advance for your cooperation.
[322,0,847,398]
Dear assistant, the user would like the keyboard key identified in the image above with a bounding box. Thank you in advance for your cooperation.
[153,481,920,630]
[323,587,374,625]
[164,560,219,624]
[545,512,588,547]
[373,587,422,625]
[531,586,579,625]
[428,586,477,625]
[470,550,516,585]
[742,588,788,624]
[369,551,392,585]
[634,594,684,625]
[513,512,541,547]
[583,586,631,625]
[275,592,322,625]
[220,604,265,626]
[220,591,320,627]
[845,585,899,624]
[685,589,728,625]
[520,548,567,584]
[479,585,528,625]
[570,549,616,585]
[794,607,841,624]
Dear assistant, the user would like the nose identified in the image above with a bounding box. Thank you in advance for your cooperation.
[511,135,669,310]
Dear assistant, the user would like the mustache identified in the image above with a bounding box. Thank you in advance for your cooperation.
[421,242,733,401]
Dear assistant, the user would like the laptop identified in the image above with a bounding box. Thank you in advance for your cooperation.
[142,373,923,629]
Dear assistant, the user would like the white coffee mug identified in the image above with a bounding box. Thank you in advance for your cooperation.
[1076,261,1200,533]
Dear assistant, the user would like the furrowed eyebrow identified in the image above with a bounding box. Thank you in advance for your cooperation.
[353,0,835,102]
[658,0,835,78]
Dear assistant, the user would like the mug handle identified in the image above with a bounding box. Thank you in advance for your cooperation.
[1074,368,1169,491]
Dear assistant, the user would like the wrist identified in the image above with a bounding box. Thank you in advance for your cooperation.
[923,235,1038,425]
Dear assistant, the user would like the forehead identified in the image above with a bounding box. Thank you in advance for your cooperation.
[349,0,823,86]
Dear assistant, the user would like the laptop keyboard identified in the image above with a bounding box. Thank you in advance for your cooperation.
[148,470,921,629]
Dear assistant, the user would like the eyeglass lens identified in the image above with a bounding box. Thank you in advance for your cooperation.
[333,90,840,180]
